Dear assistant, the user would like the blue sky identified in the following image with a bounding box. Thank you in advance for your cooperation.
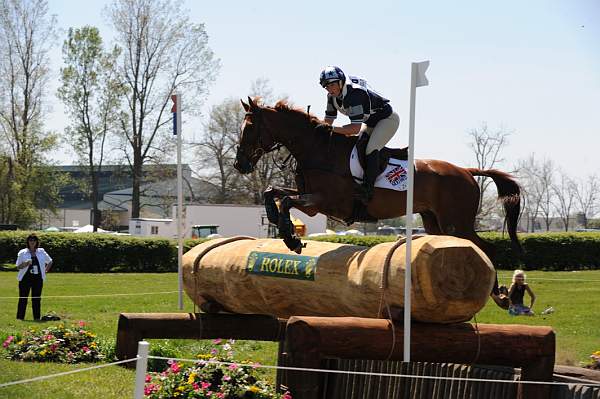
[46,0,599,177]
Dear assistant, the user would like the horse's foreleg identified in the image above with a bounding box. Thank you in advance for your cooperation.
[263,186,299,224]
[278,194,321,254]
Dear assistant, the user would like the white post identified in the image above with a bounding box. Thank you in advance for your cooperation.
[133,341,150,399]
[172,93,184,310]
[404,61,429,363]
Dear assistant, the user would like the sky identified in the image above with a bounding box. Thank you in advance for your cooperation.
[45,0,600,178]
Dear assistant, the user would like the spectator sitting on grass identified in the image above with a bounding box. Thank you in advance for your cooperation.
[508,269,536,316]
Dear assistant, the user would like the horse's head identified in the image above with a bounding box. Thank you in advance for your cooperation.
[234,97,278,174]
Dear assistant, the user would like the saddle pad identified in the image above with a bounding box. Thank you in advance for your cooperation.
[350,146,411,192]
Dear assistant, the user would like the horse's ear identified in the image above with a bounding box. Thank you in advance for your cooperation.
[241,99,250,112]
[248,96,257,109]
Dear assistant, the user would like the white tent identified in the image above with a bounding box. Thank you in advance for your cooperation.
[73,224,112,234]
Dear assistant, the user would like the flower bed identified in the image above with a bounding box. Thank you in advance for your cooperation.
[144,339,291,399]
[2,321,103,363]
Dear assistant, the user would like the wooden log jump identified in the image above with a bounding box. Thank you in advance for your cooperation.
[116,313,286,368]
[283,316,555,399]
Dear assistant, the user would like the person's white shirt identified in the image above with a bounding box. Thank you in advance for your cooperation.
[16,248,53,282]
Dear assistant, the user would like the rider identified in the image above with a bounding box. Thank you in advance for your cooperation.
[320,65,400,201]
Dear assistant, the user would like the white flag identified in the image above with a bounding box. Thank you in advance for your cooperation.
[415,60,430,87]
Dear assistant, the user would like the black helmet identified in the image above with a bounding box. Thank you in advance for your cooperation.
[319,66,346,88]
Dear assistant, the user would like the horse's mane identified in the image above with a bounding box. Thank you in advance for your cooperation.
[271,99,357,148]
[273,99,322,127]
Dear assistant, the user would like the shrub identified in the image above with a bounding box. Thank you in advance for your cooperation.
[2,321,103,363]
[0,232,207,273]
[144,339,292,398]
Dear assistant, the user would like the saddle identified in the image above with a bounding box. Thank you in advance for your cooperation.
[355,133,408,173]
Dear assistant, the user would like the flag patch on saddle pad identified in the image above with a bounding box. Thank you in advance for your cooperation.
[349,146,411,192]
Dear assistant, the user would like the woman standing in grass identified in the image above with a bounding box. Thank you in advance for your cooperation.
[15,234,53,320]
[508,269,536,316]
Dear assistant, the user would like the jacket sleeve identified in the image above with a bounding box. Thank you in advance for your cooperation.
[40,248,53,264]
[15,249,25,267]
[325,95,337,120]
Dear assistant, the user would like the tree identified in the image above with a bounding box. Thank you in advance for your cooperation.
[57,26,123,231]
[552,172,576,231]
[467,122,510,227]
[535,158,555,231]
[194,98,244,203]
[515,154,554,232]
[0,0,59,226]
[574,174,599,229]
[106,0,219,218]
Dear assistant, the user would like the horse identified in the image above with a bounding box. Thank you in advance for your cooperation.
[234,97,522,296]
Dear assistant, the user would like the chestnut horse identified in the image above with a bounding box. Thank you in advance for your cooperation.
[234,98,521,294]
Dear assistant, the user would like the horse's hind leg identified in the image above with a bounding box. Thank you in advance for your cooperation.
[420,211,443,235]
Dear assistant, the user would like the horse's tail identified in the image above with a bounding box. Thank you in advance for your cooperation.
[466,168,523,254]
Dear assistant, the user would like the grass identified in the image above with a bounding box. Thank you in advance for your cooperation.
[0,270,599,398]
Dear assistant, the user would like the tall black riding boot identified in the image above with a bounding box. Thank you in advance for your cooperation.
[360,150,380,203]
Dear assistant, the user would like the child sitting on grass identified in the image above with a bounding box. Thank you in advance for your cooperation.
[508,269,536,316]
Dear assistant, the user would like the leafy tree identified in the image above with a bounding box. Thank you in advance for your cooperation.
[106,0,220,217]
[0,0,59,227]
[57,26,123,231]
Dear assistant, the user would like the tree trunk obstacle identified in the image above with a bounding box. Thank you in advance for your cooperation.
[115,313,556,399]
[115,236,559,398]
[182,236,495,323]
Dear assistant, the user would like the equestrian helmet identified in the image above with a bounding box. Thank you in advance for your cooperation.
[319,66,346,87]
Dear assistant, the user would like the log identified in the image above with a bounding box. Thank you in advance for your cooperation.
[182,235,496,323]
[284,317,555,399]
[115,312,286,368]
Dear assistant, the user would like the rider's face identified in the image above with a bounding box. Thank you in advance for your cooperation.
[324,81,341,97]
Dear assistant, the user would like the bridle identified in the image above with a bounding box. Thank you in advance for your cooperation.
[237,106,283,167]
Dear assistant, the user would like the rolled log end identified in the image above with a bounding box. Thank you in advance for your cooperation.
[412,236,495,322]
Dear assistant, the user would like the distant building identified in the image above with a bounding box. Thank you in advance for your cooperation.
[41,164,218,231]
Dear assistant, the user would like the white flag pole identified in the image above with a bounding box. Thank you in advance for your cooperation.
[404,61,429,362]
[172,93,184,310]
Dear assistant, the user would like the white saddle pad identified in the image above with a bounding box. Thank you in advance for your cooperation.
[349,146,410,192]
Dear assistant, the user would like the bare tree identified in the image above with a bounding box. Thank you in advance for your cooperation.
[194,98,244,203]
[515,154,554,232]
[535,158,556,231]
[467,122,510,227]
[574,174,599,229]
[106,0,220,218]
[552,172,576,231]
[57,26,123,231]
[0,0,58,226]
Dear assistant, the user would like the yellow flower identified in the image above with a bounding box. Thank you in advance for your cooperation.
[90,342,97,348]
[593,351,600,356]
[17,340,24,345]
[177,386,185,391]
[248,386,260,393]
[40,350,47,356]
[187,373,197,384]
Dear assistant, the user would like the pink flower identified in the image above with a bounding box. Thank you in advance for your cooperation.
[216,393,225,398]
[82,346,90,352]
[251,362,261,369]
[2,336,14,348]
[44,334,54,341]
[145,375,151,383]
[49,344,58,352]
[282,392,293,399]
[212,338,222,345]
[222,375,231,381]
[169,362,181,373]
[201,381,211,390]
[144,383,157,395]
[228,363,238,370]
[210,348,218,355]
[78,321,86,327]
[192,383,200,390]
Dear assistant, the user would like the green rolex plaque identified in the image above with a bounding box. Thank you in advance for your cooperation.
[246,251,318,281]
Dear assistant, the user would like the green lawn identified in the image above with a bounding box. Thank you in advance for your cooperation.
[0,271,599,398]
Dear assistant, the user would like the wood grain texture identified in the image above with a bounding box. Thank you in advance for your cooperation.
[182,236,496,323]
